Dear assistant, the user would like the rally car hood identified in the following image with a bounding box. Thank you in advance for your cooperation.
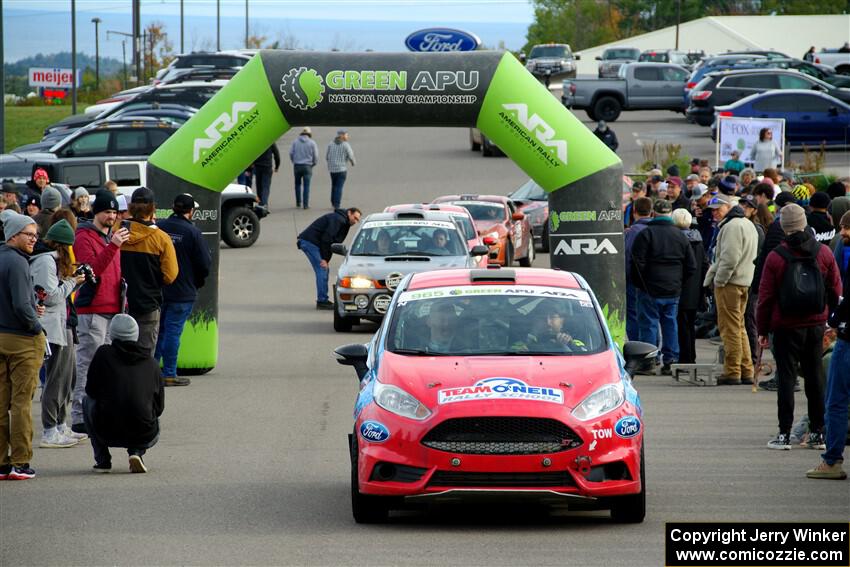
[377,350,622,410]
[472,220,503,235]
[339,254,472,279]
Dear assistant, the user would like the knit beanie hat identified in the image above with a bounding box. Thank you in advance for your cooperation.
[3,213,36,242]
[109,314,139,343]
[780,204,807,235]
[45,219,75,245]
[827,181,847,199]
[40,187,62,210]
[791,184,811,205]
[809,191,831,210]
[73,187,89,200]
[91,189,119,214]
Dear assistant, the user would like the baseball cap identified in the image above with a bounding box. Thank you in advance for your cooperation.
[653,199,673,215]
[685,174,699,182]
[174,193,199,210]
[337,128,348,135]
[707,195,733,209]
[739,194,757,209]
[131,186,155,204]
[301,126,312,136]
[2,181,19,194]
[718,175,738,195]
[690,184,708,200]
[650,175,663,183]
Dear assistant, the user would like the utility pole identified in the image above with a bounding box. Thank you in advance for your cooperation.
[132,0,141,85]
[0,2,5,153]
[142,29,147,81]
[92,17,101,90]
[245,0,249,49]
[180,0,184,53]
[217,0,221,51]
[675,0,681,50]
[108,30,133,90]
[71,0,77,114]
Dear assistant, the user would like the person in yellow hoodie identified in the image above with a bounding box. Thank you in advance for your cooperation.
[120,187,178,357]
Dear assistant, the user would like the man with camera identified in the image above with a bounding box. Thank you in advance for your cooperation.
[70,190,128,435]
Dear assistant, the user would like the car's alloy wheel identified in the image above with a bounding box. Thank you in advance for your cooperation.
[350,433,394,524]
[609,443,646,523]
[222,206,260,248]
[593,96,622,122]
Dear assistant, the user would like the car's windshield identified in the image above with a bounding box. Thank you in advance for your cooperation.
[509,180,546,201]
[604,49,639,60]
[351,220,466,257]
[450,201,505,222]
[444,213,476,241]
[387,286,607,356]
[530,46,569,59]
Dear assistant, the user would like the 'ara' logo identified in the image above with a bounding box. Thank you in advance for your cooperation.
[553,237,617,255]
[192,101,257,163]
[502,103,567,165]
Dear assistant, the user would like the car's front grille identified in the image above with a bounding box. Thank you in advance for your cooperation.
[421,417,582,455]
[428,470,575,488]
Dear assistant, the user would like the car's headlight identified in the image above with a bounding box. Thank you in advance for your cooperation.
[571,383,625,421]
[374,382,431,420]
[343,276,374,289]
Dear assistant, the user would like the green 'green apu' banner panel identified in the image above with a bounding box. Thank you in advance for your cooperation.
[147,51,625,372]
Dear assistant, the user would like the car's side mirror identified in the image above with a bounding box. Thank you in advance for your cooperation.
[331,243,348,256]
[470,245,489,256]
[622,341,659,376]
[334,343,369,381]
[482,236,497,246]
[595,56,601,61]
[575,54,581,60]
[511,211,525,221]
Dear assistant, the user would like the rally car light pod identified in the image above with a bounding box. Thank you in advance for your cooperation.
[354,295,370,309]
[373,382,431,420]
[571,382,625,422]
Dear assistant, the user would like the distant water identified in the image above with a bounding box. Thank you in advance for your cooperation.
[4,8,529,63]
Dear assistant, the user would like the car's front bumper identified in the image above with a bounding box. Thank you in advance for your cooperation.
[335,286,394,320]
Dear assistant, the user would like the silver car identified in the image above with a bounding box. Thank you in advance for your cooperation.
[331,210,488,332]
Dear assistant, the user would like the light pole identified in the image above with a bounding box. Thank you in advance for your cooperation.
[675,0,682,50]
[132,0,141,85]
[180,0,184,53]
[71,0,77,114]
[217,0,221,51]
[245,0,249,49]
[107,30,133,89]
[91,17,101,90]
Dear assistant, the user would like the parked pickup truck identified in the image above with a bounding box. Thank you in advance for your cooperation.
[813,50,850,75]
[561,62,690,122]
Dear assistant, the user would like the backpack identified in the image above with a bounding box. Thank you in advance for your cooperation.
[774,244,826,316]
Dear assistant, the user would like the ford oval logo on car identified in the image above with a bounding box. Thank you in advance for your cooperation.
[614,415,641,439]
[405,28,481,53]
[360,420,391,443]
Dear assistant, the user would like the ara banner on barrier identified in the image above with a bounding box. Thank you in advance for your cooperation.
[147,51,623,373]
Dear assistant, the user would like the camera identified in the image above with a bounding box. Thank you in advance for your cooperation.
[73,263,98,286]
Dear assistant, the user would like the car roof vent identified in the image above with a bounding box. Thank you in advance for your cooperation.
[470,268,516,283]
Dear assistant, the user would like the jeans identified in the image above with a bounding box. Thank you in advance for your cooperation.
[154,301,194,378]
[293,164,313,207]
[773,326,825,435]
[299,239,329,302]
[253,165,272,206]
[823,338,850,465]
[626,283,639,341]
[72,313,113,426]
[714,284,754,378]
[237,170,253,187]
[636,290,679,364]
[330,171,347,209]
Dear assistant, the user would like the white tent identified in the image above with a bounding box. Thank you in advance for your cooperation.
[573,15,850,76]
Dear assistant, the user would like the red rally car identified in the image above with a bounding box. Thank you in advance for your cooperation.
[335,267,656,523]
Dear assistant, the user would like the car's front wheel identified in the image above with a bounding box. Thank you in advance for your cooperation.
[609,443,646,523]
[334,302,354,332]
[694,115,713,127]
[350,434,394,523]
[222,206,260,248]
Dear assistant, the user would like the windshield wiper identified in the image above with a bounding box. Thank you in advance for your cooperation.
[390,348,449,356]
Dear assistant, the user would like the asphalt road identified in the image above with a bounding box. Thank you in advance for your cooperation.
[2,124,848,567]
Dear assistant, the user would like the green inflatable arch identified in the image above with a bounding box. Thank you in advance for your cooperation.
[147,51,625,373]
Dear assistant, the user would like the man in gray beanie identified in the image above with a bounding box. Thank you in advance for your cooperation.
[33,186,62,237]
[0,213,47,480]
[757,203,843,450]
[83,314,164,474]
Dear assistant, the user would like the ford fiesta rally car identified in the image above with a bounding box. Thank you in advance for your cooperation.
[335,267,656,523]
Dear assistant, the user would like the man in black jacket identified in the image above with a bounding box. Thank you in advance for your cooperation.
[630,200,697,374]
[297,207,361,309]
[593,121,618,152]
[252,143,281,209]
[84,314,164,474]
[807,192,836,244]
[153,194,211,387]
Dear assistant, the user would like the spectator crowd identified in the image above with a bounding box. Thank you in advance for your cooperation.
[1,171,210,480]
[625,162,850,480]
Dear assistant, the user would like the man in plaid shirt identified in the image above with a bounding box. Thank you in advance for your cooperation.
[326,129,356,209]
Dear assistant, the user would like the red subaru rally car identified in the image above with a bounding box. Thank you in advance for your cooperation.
[335,268,655,523]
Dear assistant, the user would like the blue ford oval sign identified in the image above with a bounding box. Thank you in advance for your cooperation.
[614,416,641,439]
[405,28,481,53]
[360,420,391,443]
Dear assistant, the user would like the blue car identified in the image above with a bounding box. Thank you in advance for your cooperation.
[712,90,850,146]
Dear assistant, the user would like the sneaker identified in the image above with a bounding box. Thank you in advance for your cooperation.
[129,454,147,474]
[316,300,334,310]
[767,432,792,450]
[92,462,112,473]
[58,423,88,442]
[757,378,800,392]
[806,431,826,450]
[39,427,78,448]
[806,460,847,480]
[7,464,36,480]
[71,422,88,435]
[740,376,754,385]
[0,464,11,480]
[660,364,672,376]
[163,376,191,387]
[717,375,742,385]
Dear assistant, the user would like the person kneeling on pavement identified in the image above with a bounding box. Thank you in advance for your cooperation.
[83,314,164,474]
